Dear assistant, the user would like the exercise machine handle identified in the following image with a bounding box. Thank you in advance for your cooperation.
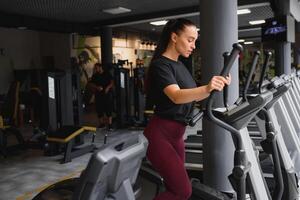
[258,51,272,94]
[243,51,260,101]
[188,111,204,127]
[223,52,230,108]
[206,43,243,148]
[208,43,242,109]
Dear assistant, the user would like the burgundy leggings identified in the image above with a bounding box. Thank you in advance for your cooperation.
[143,115,192,200]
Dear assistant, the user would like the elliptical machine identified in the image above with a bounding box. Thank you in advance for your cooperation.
[206,48,287,199]
[248,51,299,200]
[32,133,148,200]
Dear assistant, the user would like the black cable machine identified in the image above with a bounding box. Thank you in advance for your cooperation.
[15,68,96,163]
[42,69,96,163]
[113,61,131,128]
[113,60,146,128]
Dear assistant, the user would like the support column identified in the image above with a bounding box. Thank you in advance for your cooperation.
[275,42,292,75]
[273,0,292,75]
[101,26,113,68]
[200,0,238,193]
[294,22,300,68]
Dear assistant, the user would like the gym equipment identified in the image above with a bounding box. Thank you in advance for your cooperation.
[0,81,25,157]
[225,50,299,199]
[141,43,297,200]
[46,126,96,163]
[32,133,148,200]
[133,66,146,124]
[260,76,299,199]
[208,49,300,199]
[113,66,131,127]
[113,61,147,128]
[206,52,282,199]
[42,69,96,163]
[187,50,299,199]
[15,69,96,163]
[270,74,300,171]
[184,50,261,151]
[247,51,299,199]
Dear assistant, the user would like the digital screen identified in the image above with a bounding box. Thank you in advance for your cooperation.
[262,15,295,43]
[262,16,287,42]
[48,76,55,99]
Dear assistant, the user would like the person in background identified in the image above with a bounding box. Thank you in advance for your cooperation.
[144,18,231,200]
[88,63,114,130]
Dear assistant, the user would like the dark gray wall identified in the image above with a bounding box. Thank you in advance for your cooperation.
[39,32,71,69]
[0,27,71,94]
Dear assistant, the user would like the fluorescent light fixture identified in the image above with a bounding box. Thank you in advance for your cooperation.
[17,26,27,30]
[244,41,254,44]
[150,20,168,26]
[196,28,200,31]
[249,20,266,25]
[238,39,245,42]
[237,9,251,15]
[102,7,131,15]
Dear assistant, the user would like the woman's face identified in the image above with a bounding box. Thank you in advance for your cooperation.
[172,25,198,58]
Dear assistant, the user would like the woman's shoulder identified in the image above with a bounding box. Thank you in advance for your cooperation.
[151,56,173,68]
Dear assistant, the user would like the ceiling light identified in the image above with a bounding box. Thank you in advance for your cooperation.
[150,20,168,26]
[249,20,266,25]
[237,9,251,15]
[102,7,131,15]
[244,41,254,44]
[17,26,27,30]
[196,28,200,32]
[238,39,245,42]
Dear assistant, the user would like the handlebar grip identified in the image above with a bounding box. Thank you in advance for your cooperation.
[223,52,231,108]
[258,51,272,94]
[243,51,260,100]
[219,43,243,77]
[208,43,243,105]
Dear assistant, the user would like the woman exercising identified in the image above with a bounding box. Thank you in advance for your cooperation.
[143,18,231,200]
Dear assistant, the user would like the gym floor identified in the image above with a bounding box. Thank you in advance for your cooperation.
[0,106,200,200]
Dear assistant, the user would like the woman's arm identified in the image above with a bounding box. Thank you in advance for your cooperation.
[163,75,231,104]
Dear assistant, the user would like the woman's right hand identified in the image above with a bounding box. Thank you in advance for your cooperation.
[207,75,231,92]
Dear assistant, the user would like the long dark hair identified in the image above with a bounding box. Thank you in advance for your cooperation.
[152,18,196,61]
[145,18,196,107]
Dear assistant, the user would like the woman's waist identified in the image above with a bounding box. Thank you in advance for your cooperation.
[154,111,190,126]
[152,114,187,127]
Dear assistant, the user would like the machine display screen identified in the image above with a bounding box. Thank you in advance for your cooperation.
[262,16,287,42]
[48,76,55,99]
[262,15,295,43]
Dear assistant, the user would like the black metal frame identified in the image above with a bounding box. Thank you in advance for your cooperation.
[62,137,95,163]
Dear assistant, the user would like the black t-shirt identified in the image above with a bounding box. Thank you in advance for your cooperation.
[148,56,197,123]
[91,72,113,94]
